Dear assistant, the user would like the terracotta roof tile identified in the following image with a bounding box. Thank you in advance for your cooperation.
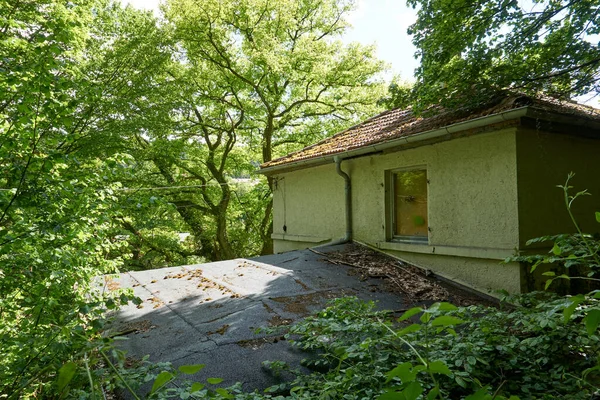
[260,94,600,170]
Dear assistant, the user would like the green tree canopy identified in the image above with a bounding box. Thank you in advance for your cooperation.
[124,0,388,257]
[408,0,600,109]
[0,0,171,395]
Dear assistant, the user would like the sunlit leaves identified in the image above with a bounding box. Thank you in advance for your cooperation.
[150,371,175,394]
[585,309,600,335]
[408,0,600,110]
[0,1,156,396]
[119,0,388,262]
[178,364,205,375]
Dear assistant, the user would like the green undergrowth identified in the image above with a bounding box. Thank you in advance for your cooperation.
[106,293,600,400]
[255,295,600,400]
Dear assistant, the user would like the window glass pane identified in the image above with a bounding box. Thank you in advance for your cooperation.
[394,170,428,237]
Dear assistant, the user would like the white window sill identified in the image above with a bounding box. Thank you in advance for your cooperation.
[377,241,515,260]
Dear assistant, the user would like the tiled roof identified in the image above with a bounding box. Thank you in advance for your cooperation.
[260,94,600,170]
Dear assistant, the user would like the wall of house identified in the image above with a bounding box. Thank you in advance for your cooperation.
[271,163,345,247]
[516,127,600,248]
[272,128,524,294]
[346,129,520,250]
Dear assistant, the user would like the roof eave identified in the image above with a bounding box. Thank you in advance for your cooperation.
[258,106,531,176]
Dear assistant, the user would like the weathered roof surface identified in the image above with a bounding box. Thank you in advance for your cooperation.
[260,94,600,170]
[102,243,491,392]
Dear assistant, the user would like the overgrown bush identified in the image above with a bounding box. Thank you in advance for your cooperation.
[0,156,137,398]
[251,296,599,400]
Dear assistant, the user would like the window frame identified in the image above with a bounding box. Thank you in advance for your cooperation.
[385,166,429,244]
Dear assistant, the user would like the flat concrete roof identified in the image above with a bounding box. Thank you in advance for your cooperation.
[101,243,487,395]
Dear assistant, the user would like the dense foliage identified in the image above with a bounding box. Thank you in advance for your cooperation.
[3,0,600,398]
[134,0,386,260]
[0,0,385,396]
[407,0,600,110]
[269,295,600,400]
[0,0,138,395]
[110,294,600,399]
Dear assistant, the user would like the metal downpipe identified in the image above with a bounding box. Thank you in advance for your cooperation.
[320,156,352,246]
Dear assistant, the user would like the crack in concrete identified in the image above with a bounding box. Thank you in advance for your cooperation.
[169,343,217,363]
[127,272,214,339]
[199,300,260,324]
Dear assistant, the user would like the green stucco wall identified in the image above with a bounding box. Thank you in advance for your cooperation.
[272,128,523,294]
[516,128,600,249]
[346,129,520,250]
[272,163,345,245]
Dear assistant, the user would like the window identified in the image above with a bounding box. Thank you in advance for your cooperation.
[388,169,428,242]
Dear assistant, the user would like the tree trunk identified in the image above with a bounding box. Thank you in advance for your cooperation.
[260,117,274,254]
[205,153,235,261]
[260,198,273,255]
[214,206,234,260]
[154,159,217,260]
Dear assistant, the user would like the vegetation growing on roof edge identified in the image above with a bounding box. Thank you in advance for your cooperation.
[79,175,600,398]
[76,293,600,399]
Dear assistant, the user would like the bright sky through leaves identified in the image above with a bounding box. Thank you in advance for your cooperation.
[126,0,419,81]
[126,0,598,107]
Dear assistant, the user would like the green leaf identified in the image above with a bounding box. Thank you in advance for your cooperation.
[178,364,205,375]
[377,390,402,400]
[398,307,422,321]
[420,312,432,323]
[583,365,600,378]
[79,304,91,314]
[427,386,440,400]
[551,243,562,255]
[430,316,464,327]
[435,302,458,311]
[397,324,421,336]
[455,376,467,388]
[151,371,174,393]
[207,377,223,385]
[215,388,234,398]
[190,382,205,392]
[427,360,451,375]
[595,211,600,223]
[530,260,542,273]
[57,361,77,393]
[119,293,129,304]
[386,362,417,383]
[585,309,600,335]
[402,381,424,400]
[563,295,584,323]
[541,271,555,277]
[465,387,492,400]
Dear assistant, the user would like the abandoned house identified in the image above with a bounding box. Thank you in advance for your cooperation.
[258,94,600,294]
